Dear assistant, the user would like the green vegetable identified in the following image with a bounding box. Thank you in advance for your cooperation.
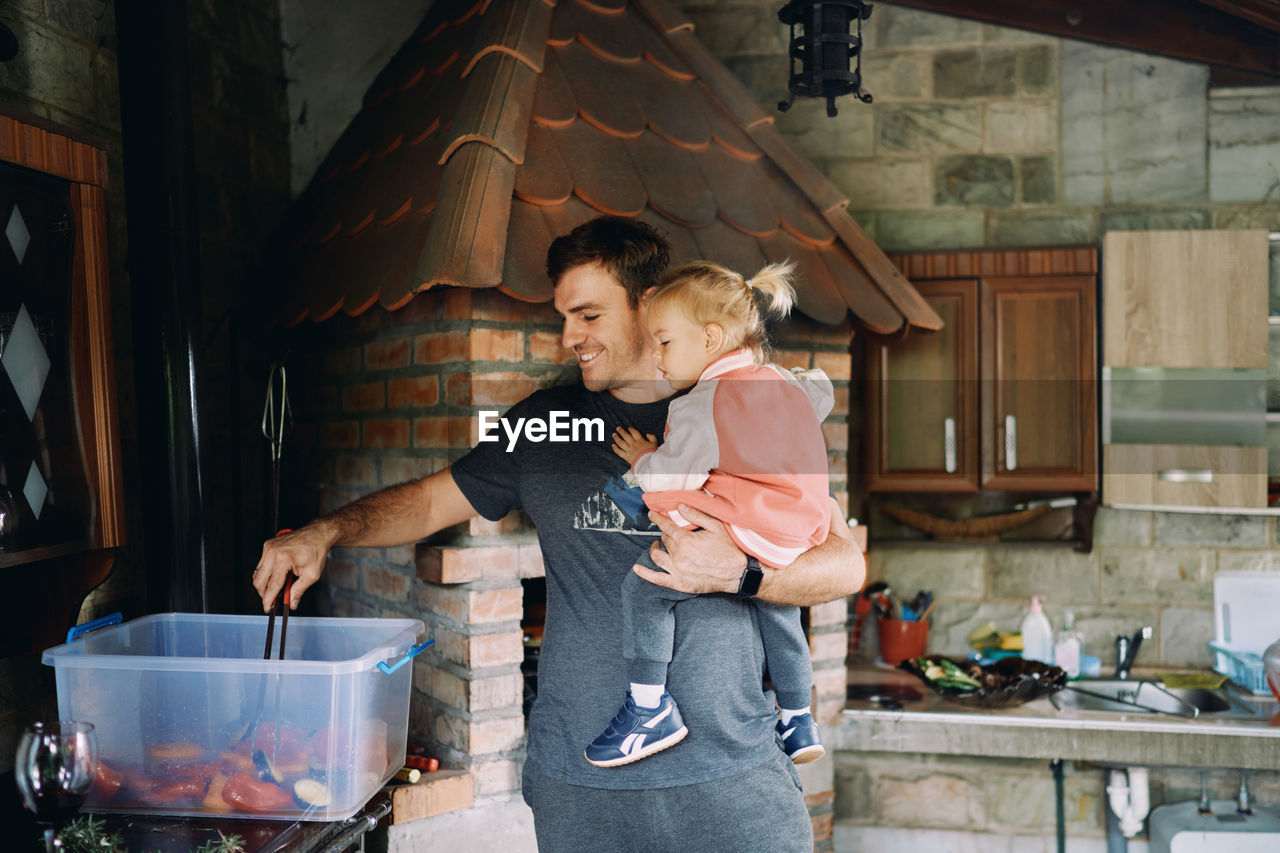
[914,657,981,690]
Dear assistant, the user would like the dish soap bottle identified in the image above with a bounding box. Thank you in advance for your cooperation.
[1020,594,1054,664]
[1053,610,1083,677]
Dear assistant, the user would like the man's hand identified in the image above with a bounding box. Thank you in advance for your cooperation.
[633,503,745,595]
[611,427,657,467]
[252,523,335,612]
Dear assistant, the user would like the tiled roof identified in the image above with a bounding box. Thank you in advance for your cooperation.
[268,0,942,335]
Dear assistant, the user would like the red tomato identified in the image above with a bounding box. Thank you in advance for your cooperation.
[222,772,293,813]
[90,761,124,800]
[139,777,207,805]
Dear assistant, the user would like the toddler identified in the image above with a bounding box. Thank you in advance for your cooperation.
[584,260,833,768]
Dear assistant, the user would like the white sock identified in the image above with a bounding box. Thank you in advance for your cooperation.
[779,705,810,726]
[629,683,665,709]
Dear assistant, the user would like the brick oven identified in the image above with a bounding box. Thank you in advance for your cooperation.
[265,0,938,846]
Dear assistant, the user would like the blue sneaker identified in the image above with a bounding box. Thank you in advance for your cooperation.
[584,691,688,767]
[777,713,825,764]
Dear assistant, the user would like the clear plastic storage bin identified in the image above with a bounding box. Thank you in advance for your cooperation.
[42,613,427,821]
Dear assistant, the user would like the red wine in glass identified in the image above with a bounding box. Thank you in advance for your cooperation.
[14,721,99,852]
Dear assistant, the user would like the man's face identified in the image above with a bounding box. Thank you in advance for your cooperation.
[554,262,663,403]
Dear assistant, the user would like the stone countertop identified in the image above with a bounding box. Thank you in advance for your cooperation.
[836,665,1280,771]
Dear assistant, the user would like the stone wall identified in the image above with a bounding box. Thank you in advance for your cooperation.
[680,1,1280,248]
[834,754,1280,850]
[669,1,1280,849]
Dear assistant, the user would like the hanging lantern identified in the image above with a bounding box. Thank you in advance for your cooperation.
[777,0,873,117]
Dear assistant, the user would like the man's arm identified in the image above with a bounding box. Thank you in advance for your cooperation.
[252,468,477,611]
[634,498,864,607]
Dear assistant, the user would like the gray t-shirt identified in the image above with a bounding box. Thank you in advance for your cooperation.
[451,382,779,790]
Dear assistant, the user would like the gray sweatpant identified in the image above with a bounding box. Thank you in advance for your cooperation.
[621,567,814,711]
[522,750,813,853]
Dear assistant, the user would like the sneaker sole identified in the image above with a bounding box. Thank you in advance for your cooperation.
[584,726,689,768]
[789,744,826,764]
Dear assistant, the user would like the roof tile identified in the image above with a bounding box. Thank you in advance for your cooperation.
[573,6,644,64]
[636,20,695,80]
[626,131,715,227]
[413,143,516,293]
[815,242,902,334]
[515,123,573,204]
[501,198,556,302]
[703,97,762,162]
[662,28,770,130]
[268,0,940,335]
[442,52,539,164]
[759,229,846,322]
[379,211,436,310]
[638,206,701,265]
[558,42,647,138]
[631,0,693,35]
[578,0,628,14]
[558,121,647,216]
[690,216,768,280]
[695,145,779,237]
[537,192,600,242]
[530,48,577,127]
[504,197,555,300]
[634,63,711,149]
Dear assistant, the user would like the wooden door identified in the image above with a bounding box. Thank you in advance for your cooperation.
[982,276,1098,491]
[866,279,979,492]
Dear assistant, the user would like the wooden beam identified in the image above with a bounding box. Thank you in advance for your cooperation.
[1194,0,1280,34]
[884,0,1280,78]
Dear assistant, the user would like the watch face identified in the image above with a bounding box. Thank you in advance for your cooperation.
[738,560,763,597]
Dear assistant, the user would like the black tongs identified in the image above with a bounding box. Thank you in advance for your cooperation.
[263,572,296,661]
[262,528,295,662]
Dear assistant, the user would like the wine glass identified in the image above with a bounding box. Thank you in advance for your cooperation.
[14,721,99,852]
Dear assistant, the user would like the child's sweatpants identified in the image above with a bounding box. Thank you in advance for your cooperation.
[621,564,813,710]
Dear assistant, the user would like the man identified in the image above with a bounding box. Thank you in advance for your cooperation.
[253,216,865,852]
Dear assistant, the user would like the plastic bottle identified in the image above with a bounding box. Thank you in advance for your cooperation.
[1053,610,1083,677]
[1020,594,1054,665]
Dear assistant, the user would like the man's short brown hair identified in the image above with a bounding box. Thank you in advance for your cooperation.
[546,216,671,308]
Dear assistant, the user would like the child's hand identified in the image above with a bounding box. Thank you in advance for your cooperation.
[612,427,657,466]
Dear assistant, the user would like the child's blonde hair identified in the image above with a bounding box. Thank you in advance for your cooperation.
[648,260,796,363]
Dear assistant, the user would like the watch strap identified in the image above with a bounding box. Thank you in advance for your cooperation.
[735,555,764,598]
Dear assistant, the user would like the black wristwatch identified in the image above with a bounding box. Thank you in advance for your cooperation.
[735,555,764,598]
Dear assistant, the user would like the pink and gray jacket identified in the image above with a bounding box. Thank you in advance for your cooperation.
[630,348,834,568]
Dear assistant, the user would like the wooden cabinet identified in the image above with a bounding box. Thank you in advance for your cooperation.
[866,279,979,491]
[1101,229,1270,509]
[1103,230,1268,368]
[867,249,1098,493]
[0,110,124,652]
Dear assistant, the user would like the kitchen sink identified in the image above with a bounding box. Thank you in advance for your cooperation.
[1050,679,1261,718]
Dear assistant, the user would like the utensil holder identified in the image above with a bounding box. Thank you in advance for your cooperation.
[878,618,928,666]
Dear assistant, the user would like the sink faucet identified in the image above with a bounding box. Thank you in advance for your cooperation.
[1115,626,1153,679]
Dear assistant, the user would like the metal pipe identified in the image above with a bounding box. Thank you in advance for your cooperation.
[114,0,213,612]
[1051,758,1065,853]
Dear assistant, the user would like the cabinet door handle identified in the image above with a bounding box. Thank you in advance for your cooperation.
[944,417,956,473]
[1005,415,1017,471]
[1158,468,1214,483]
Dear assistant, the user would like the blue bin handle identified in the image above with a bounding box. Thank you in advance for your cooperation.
[377,638,434,675]
[67,612,122,644]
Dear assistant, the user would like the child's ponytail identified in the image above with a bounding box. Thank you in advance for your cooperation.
[746,261,797,320]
